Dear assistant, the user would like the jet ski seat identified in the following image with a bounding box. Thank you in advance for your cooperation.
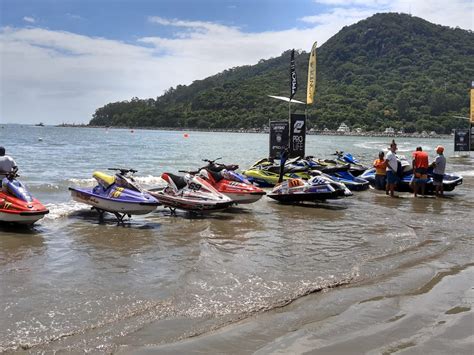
[93,171,115,189]
[163,173,187,190]
[208,170,223,182]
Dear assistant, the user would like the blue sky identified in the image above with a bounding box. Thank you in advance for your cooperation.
[1,0,472,124]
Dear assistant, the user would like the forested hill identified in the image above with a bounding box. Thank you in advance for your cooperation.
[89,13,474,133]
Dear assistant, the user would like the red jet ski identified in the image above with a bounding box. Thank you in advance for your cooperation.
[197,158,265,204]
[0,169,49,225]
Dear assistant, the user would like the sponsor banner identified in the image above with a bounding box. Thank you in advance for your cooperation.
[306,41,317,105]
[290,49,297,100]
[454,129,470,152]
[269,121,289,158]
[289,113,306,158]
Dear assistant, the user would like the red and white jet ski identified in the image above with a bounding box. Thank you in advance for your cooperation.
[0,169,49,225]
[147,172,234,213]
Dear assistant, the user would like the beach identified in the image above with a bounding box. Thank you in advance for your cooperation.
[0,125,473,353]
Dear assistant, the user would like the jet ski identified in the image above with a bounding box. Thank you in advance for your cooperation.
[242,157,311,187]
[147,171,234,213]
[197,158,266,204]
[69,168,160,222]
[332,151,368,176]
[0,169,49,225]
[268,175,352,203]
[360,165,463,194]
[296,156,370,191]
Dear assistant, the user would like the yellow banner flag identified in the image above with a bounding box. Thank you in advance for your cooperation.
[471,81,474,123]
[306,41,317,105]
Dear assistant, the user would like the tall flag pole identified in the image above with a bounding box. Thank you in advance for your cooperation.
[306,41,317,105]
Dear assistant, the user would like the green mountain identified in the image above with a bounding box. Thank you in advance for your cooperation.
[89,13,474,133]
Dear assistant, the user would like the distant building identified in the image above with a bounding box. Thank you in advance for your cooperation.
[355,127,363,133]
[384,127,395,134]
[337,122,350,133]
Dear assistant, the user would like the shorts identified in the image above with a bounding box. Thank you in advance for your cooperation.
[374,174,386,190]
[386,170,398,184]
[433,173,443,186]
[413,168,428,182]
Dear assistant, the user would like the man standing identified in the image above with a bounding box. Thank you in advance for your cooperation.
[431,146,446,197]
[385,140,398,197]
[411,146,429,197]
[373,151,387,191]
[0,146,17,176]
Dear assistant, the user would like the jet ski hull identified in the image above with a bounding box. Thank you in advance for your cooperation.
[69,187,159,215]
[0,178,49,225]
[148,189,234,212]
[360,168,463,193]
[0,210,49,224]
[267,177,351,204]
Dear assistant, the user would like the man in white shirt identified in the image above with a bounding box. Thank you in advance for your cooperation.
[0,146,17,176]
[385,140,398,197]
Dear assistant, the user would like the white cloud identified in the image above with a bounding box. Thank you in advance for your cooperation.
[1,1,472,124]
[23,16,36,23]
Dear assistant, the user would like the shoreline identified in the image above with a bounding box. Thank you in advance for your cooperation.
[55,124,453,139]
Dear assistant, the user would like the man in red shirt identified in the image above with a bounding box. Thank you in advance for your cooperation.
[411,146,429,197]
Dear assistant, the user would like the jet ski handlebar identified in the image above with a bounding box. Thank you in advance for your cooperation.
[107,168,138,175]
[178,169,200,175]
[202,158,238,171]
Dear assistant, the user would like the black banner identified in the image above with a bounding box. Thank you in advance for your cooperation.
[454,129,470,152]
[290,49,297,100]
[471,123,474,151]
[269,121,289,159]
[289,113,306,158]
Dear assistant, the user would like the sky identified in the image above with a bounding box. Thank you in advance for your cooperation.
[0,0,473,125]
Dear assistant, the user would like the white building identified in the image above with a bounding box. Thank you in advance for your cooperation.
[337,122,350,133]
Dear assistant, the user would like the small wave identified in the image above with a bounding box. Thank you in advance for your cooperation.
[353,141,434,153]
[67,178,95,186]
[44,201,86,220]
[134,175,167,187]
[454,170,474,177]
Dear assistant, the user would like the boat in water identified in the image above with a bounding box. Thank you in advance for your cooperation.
[0,169,49,225]
[69,168,159,222]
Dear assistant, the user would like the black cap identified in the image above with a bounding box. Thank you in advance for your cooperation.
[0,146,5,156]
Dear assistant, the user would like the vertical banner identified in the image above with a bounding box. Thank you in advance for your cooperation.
[290,49,297,100]
[454,129,470,152]
[269,121,289,158]
[306,41,317,105]
[470,81,474,123]
[289,113,306,158]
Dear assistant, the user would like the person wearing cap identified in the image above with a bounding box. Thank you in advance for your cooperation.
[431,146,446,197]
[0,146,17,176]
[373,151,387,191]
[385,140,398,197]
[411,146,429,197]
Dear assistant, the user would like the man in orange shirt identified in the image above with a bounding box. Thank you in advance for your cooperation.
[373,151,387,191]
[411,146,429,197]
